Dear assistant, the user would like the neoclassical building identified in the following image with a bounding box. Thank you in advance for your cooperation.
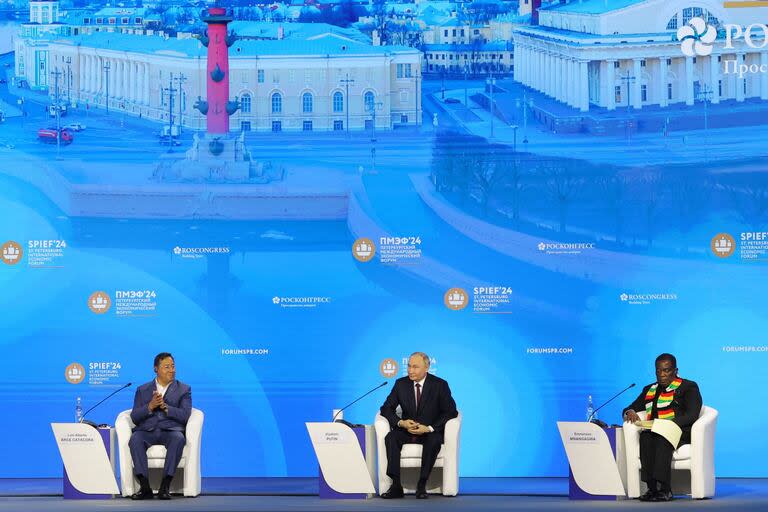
[16,3,423,131]
[513,0,768,112]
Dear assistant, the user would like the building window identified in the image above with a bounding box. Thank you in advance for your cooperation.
[444,29,448,37]
[641,84,647,102]
[400,114,408,124]
[693,57,697,64]
[302,92,313,113]
[718,79,723,96]
[258,69,264,83]
[666,15,678,30]
[303,120,313,131]
[241,121,251,132]
[96,17,103,23]
[364,91,375,112]
[667,58,672,66]
[405,63,412,77]
[121,17,129,24]
[614,61,620,69]
[397,63,404,78]
[83,17,91,24]
[452,29,456,36]
[135,17,142,24]
[108,17,116,24]
[667,83,673,100]
[271,92,282,113]
[614,85,621,104]
[744,80,747,94]
[640,59,646,67]
[241,93,252,113]
[333,120,344,131]
[272,120,282,132]
[682,7,693,24]
[333,91,344,112]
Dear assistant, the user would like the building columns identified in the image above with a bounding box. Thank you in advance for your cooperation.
[657,57,668,107]
[684,56,694,106]
[578,60,589,112]
[711,54,720,104]
[605,60,615,110]
[736,53,745,102]
[632,58,642,109]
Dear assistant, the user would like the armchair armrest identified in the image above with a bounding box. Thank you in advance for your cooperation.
[115,409,135,497]
[183,408,204,497]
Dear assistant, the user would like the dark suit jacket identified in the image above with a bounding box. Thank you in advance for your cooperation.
[130,379,192,432]
[623,378,702,445]
[380,373,458,435]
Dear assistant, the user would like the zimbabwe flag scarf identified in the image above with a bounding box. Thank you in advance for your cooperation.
[645,377,682,420]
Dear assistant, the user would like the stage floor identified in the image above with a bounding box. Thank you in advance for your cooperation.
[1,478,767,511]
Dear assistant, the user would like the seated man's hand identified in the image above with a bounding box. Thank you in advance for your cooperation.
[407,424,431,436]
[624,410,640,423]
[398,419,418,430]
[149,392,163,412]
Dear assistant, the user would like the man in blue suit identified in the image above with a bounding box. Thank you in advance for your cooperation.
[129,352,192,500]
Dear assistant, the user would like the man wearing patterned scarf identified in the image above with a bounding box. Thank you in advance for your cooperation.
[623,353,702,502]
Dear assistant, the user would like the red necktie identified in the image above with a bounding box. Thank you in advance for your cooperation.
[415,383,421,410]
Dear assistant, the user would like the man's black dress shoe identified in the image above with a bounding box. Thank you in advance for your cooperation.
[637,489,658,502]
[157,487,172,500]
[380,485,404,499]
[130,488,154,500]
[653,490,674,502]
[416,488,429,499]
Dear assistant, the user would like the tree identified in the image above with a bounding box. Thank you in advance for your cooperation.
[541,160,582,233]
[632,170,664,248]
[597,172,629,245]
[666,173,710,254]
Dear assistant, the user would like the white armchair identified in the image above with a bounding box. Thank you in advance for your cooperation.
[115,408,204,497]
[623,406,717,499]
[374,411,461,496]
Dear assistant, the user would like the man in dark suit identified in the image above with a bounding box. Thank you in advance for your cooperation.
[128,352,192,500]
[379,352,458,499]
[623,353,702,502]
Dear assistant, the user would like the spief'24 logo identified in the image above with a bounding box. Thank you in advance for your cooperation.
[88,291,112,314]
[1,241,23,265]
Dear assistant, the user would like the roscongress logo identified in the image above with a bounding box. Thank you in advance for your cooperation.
[677,18,716,57]
[620,292,678,305]
[88,291,112,314]
[173,246,230,259]
[352,238,376,262]
[65,362,85,384]
[711,233,736,258]
[380,358,399,378]
[272,296,331,308]
[444,287,469,310]
[537,241,595,254]
[1,240,23,265]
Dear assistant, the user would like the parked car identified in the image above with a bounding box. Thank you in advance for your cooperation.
[38,128,74,145]
[444,98,461,104]
[65,123,86,132]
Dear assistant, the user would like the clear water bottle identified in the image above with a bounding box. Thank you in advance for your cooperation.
[586,394,595,421]
[75,396,83,423]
